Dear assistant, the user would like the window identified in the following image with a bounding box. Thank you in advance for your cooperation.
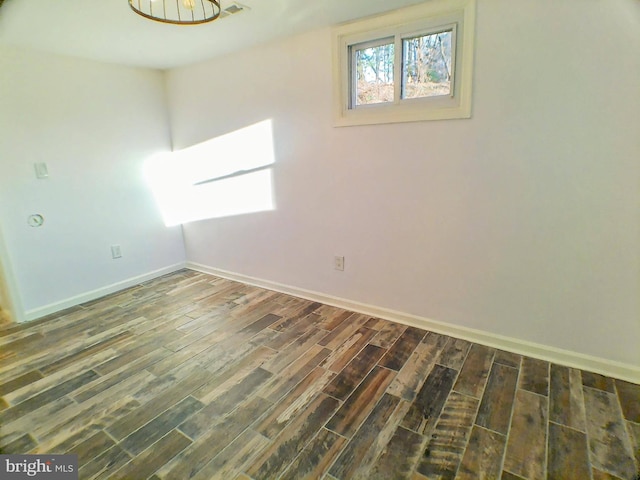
[352,39,395,106]
[333,0,475,126]
[402,30,453,100]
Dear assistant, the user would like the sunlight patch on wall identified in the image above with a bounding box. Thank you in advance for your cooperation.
[144,119,276,226]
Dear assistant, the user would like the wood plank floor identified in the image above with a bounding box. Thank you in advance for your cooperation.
[1,269,638,479]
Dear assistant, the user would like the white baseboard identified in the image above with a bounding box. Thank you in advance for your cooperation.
[24,262,186,322]
[187,262,640,384]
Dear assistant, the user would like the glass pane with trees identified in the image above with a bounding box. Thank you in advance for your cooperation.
[353,42,395,106]
[402,30,453,99]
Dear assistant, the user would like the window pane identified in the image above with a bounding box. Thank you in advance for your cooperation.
[354,42,395,106]
[402,30,452,99]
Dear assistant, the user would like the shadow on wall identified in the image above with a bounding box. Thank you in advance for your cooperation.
[0,224,20,324]
[144,119,276,226]
[0,299,11,326]
[0,255,14,324]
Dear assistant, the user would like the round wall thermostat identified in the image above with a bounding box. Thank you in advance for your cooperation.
[28,214,44,227]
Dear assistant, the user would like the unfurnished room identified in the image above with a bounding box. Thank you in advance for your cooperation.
[0,0,639,478]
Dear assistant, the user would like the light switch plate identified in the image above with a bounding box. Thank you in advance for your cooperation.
[34,162,49,179]
[111,245,122,259]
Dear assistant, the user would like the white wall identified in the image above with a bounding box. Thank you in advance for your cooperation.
[165,0,640,369]
[0,46,185,316]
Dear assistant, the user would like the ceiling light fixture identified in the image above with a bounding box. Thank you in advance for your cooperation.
[128,0,221,25]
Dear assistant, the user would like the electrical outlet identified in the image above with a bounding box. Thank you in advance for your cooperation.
[334,255,345,271]
[111,245,122,259]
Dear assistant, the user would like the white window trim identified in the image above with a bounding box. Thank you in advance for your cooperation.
[332,0,476,127]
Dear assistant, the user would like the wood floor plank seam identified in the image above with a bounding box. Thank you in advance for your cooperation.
[502,467,528,479]
[407,354,468,479]
[455,351,503,480]
[548,419,595,435]
[613,379,640,426]
[317,426,363,479]
[321,425,349,441]
[497,359,523,478]
[453,386,490,477]
[544,381,552,480]
[266,411,341,480]
[65,427,127,471]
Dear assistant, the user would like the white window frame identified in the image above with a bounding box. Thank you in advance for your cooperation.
[332,0,476,127]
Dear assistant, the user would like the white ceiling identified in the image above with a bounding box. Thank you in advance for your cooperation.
[0,0,427,70]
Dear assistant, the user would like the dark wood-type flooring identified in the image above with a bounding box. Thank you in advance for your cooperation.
[1,270,638,479]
